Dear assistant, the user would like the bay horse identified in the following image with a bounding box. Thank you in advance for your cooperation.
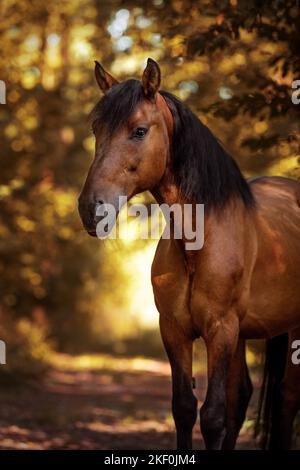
[78,58,300,450]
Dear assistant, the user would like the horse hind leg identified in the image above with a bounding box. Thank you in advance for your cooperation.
[269,327,300,449]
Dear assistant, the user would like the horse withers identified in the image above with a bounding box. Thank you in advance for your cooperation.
[78,58,300,450]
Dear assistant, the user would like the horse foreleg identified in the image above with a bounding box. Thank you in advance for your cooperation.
[222,338,252,449]
[200,314,239,450]
[159,314,197,450]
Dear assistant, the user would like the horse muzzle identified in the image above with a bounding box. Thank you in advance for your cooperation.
[78,197,105,237]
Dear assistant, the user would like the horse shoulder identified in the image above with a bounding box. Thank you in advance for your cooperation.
[190,208,257,338]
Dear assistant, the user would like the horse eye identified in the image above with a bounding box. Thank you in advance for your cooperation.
[132,127,148,139]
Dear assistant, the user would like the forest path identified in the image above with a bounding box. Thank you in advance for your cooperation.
[0,353,258,449]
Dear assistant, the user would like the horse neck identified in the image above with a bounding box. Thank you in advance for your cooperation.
[151,94,247,230]
[152,169,250,249]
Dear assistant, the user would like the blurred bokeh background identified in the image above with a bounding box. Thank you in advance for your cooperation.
[0,0,299,449]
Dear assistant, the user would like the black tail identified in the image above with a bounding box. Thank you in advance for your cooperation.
[255,333,288,449]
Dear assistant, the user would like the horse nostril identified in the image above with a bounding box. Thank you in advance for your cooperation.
[94,200,106,224]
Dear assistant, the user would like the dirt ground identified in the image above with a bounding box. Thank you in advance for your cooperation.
[0,353,260,450]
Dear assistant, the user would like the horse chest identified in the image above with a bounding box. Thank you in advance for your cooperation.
[151,239,196,336]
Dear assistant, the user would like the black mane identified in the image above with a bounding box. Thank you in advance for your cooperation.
[91,80,254,209]
[160,90,254,208]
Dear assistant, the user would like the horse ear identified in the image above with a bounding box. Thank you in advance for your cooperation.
[142,58,161,99]
[94,61,119,93]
